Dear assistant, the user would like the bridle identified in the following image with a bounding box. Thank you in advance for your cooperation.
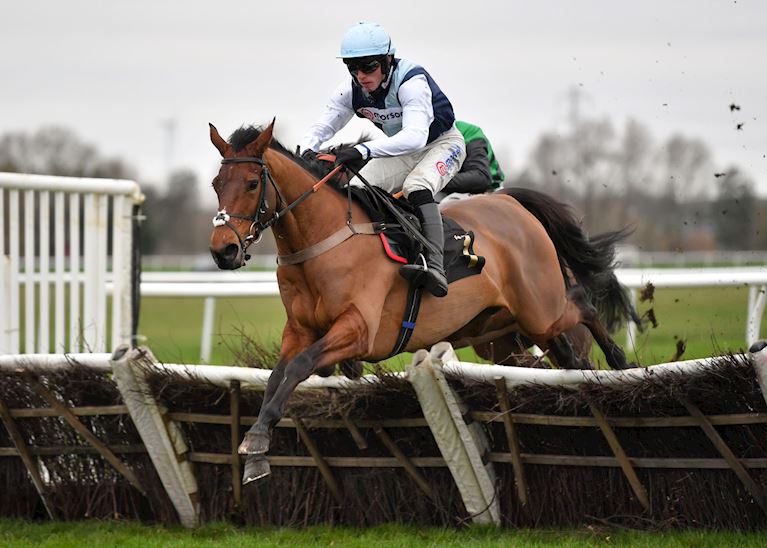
[212,155,343,261]
[212,156,285,261]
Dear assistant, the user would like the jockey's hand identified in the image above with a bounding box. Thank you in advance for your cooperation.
[300,149,318,163]
[333,146,364,170]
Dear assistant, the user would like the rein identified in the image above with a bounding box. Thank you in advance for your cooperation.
[212,155,364,263]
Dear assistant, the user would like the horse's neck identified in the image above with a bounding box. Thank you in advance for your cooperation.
[265,149,352,255]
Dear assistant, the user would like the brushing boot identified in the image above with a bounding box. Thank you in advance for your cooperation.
[399,201,448,297]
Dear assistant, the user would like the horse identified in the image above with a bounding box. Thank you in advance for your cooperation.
[207,120,638,483]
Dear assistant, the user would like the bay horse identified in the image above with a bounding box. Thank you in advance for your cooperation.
[208,121,637,483]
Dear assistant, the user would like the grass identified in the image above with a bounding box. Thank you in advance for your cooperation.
[1,520,767,547]
[139,286,763,368]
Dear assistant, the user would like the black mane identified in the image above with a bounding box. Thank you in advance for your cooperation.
[228,125,334,182]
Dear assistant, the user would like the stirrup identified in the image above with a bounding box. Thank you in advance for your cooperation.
[399,253,428,284]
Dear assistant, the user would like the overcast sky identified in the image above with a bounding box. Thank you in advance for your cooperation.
[2,1,765,197]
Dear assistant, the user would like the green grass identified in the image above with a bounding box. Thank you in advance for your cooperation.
[139,286,763,368]
[1,520,766,547]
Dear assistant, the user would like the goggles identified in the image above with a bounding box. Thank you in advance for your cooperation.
[344,57,383,75]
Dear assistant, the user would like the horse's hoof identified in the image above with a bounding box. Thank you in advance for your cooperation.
[238,432,270,455]
[243,456,270,484]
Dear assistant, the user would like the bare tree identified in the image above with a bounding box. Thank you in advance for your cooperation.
[658,134,712,202]
[0,126,134,179]
[619,119,654,197]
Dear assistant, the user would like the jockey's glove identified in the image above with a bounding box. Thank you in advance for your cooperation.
[300,149,318,163]
[333,146,364,170]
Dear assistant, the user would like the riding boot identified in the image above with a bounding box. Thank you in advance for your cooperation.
[400,201,449,297]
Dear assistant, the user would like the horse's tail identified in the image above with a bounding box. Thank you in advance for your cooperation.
[498,188,641,332]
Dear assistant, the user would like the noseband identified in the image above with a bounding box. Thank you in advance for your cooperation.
[212,156,285,260]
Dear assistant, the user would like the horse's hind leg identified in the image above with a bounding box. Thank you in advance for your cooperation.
[569,286,630,370]
[546,333,593,370]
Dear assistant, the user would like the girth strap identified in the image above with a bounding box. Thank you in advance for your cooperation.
[276,222,382,266]
[388,283,424,358]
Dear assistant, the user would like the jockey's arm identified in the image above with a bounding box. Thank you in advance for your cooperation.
[354,75,433,159]
[299,81,355,153]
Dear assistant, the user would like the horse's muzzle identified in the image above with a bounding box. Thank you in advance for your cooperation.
[210,243,244,270]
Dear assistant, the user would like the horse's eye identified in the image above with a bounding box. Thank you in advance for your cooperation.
[247,179,259,191]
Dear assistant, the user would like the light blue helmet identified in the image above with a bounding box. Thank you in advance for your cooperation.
[338,22,395,59]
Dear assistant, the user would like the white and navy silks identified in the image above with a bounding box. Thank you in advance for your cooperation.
[300,58,465,199]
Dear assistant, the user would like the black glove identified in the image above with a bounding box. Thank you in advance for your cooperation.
[300,148,318,163]
[333,146,364,170]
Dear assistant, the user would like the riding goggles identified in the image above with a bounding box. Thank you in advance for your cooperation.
[344,56,383,75]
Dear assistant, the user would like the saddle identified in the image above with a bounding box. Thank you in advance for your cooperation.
[348,184,485,284]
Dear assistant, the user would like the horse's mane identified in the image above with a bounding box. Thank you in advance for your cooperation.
[229,125,346,186]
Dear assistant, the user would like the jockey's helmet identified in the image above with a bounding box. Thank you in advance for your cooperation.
[338,22,395,59]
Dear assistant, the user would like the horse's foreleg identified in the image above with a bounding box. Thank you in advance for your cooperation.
[259,320,316,409]
[239,305,369,457]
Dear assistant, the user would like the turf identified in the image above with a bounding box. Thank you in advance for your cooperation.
[1,520,767,547]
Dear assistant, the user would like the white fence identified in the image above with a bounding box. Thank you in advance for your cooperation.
[133,267,767,363]
[0,172,143,354]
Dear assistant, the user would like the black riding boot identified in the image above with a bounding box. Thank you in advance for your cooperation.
[400,201,449,297]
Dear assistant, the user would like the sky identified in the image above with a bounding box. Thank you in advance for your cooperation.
[1,1,766,197]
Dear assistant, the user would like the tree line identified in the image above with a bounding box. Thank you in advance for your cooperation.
[509,116,762,251]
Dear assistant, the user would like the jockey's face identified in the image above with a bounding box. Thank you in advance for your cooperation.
[353,65,384,92]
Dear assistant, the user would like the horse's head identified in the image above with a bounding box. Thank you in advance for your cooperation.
[208,120,277,270]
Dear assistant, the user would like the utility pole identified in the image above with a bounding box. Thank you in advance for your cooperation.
[567,85,585,131]
[161,117,177,183]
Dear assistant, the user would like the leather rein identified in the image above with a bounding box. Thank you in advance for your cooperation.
[212,155,379,264]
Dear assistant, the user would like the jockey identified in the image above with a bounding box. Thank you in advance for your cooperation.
[435,121,506,202]
[299,21,466,298]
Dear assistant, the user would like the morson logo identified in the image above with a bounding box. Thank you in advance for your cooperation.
[436,161,448,176]
[356,107,403,125]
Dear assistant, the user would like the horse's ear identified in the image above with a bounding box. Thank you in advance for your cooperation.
[209,123,230,158]
[247,118,276,157]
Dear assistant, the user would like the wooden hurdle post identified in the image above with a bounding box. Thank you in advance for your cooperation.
[407,343,500,525]
[110,345,200,527]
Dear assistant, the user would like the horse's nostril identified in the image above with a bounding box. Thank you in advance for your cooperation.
[223,244,239,260]
[210,243,241,269]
